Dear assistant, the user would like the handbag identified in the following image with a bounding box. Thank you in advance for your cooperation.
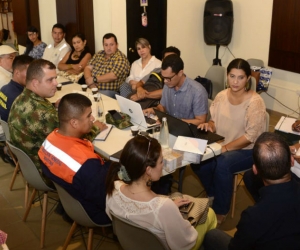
[170,192,210,226]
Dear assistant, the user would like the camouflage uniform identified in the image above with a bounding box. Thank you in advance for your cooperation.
[8,88,100,170]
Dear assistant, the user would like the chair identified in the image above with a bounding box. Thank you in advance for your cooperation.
[53,182,111,250]
[6,141,57,249]
[194,76,213,99]
[247,58,264,67]
[204,65,226,99]
[110,210,167,250]
[0,119,21,192]
[231,111,269,218]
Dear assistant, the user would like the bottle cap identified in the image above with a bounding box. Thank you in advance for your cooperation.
[162,117,167,121]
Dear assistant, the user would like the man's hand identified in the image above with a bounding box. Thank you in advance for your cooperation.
[85,77,94,86]
[136,87,149,99]
[143,108,155,117]
[94,121,107,131]
[130,94,141,101]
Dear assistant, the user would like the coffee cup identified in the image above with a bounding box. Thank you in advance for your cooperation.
[81,84,88,92]
[92,87,98,94]
[93,94,99,102]
[131,126,139,136]
[56,83,62,91]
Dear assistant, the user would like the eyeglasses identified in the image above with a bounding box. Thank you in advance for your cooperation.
[138,131,152,159]
[161,73,177,82]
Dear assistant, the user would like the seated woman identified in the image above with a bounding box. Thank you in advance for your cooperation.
[58,33,91,82]
[106,135,217,250]
[24,26,47,59]
[191,58,266,225]
[120,37,161,97]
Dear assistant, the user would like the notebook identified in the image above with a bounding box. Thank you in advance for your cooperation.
[94,124,113,141]
[115,95,158,128]
[154,109,224,144]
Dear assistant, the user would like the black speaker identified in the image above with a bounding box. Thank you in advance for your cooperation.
[204,0,234,45]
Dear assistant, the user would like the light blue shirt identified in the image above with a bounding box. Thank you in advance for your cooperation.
[160,76,208,119]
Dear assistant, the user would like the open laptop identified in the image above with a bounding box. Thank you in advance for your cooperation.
[115,95,158,128]
[154,109,224,144]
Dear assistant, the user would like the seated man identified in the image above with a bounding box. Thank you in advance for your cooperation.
[84,33,130,98]
[128,46,181,109]
[39,93,111,224]
[203,132,300,250]
[144,54,208,126]
[42,23,71,66]
[8,59,106,171]
[0,45,17,88]
[0,55,34,122]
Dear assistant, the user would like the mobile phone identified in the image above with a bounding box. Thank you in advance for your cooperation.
[108,110,123,120]
[179,202,194,214]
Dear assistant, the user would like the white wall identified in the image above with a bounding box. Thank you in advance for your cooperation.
[38,0,300,115]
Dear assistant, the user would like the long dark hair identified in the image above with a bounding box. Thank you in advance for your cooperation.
[106,135,161,196]
[24,26,41,56]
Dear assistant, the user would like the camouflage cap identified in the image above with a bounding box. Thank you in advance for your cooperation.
[105,112,133,129]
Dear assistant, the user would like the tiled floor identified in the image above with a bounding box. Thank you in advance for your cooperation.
[0,110,281,250]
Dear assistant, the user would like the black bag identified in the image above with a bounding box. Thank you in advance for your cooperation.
[194,76,213,99]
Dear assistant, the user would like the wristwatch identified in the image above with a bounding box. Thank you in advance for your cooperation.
[93,76,97,83]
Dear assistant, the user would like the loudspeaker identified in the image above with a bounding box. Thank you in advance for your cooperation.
[204,0,234,45]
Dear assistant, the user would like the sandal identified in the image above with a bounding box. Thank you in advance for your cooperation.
[216,214,227,225]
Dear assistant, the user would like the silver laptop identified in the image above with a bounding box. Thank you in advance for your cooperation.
[115,95,157,128]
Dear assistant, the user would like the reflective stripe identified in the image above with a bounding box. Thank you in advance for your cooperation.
[42,139,81,173]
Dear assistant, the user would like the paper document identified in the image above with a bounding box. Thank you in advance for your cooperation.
[275,116,300,135]
[173,136,207,154]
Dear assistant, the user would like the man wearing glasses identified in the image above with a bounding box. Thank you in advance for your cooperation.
[42,23,71,67]
[0,45,17,88]
[144,54,208,126]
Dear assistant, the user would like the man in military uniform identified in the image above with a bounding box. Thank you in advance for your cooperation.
[8,59,106,170]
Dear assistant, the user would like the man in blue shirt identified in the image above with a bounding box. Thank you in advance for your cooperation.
[143,54,208,126]
[0,55,33,122]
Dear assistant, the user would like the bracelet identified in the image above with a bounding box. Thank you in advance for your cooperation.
[68,64,73,69]
[224,145,229,152]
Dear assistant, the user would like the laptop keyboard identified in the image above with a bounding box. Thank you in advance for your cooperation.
[145,116,157,125]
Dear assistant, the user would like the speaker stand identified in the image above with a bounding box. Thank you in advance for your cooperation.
[213,44,222,66]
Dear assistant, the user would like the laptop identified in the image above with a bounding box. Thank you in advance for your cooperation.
[115,95,158,128]
[154,109,224,144]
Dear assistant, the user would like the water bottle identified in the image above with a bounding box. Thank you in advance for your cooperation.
[159,117,169,148]
[97,93,105,122]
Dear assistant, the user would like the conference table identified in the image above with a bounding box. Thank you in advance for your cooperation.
[48,79,222,189]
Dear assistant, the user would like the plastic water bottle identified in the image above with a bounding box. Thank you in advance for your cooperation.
[97,93,105,122]
[159,117,169,148]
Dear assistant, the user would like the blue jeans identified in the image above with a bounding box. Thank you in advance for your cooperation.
[191,149,253,215]
[99,90,118,99]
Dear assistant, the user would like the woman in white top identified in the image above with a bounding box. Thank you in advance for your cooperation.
[106,134,217,250]
[192,58,266,225]
[120,38,161,97]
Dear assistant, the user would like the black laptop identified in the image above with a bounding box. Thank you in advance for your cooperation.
[154,109,224,144]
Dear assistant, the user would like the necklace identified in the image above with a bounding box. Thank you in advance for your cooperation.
[72,49,84,59]
[127,187,151,195]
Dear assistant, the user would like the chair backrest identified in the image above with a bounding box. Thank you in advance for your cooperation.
[110,210,167,250]
[204,65,226,99]
[247,58,264,67]
[194,76,213,99]
[250,76,256,92]
[0,119,10,141]
[6,141,53,192]
[53,182,110,227]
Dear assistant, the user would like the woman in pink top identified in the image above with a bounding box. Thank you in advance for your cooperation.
[191,58,266,225]
[106,135,217,249]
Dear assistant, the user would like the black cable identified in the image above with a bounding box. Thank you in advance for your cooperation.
[263,91,300,115]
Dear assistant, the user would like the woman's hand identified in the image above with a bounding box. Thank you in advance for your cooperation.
[292,120,300,132]
[197,121,215,132]
[173,198,191,208]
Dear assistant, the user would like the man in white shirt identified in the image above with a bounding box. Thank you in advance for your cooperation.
[0,45,17,88]
[42,23,71,66]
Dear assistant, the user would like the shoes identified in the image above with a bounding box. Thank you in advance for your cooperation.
[0,146,15,166]
[62,212,73,224]
[54,202,65,215]
[216,214,228,225]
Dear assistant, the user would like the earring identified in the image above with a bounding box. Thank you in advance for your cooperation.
[146,178,153,187]
[245,81,250,91]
